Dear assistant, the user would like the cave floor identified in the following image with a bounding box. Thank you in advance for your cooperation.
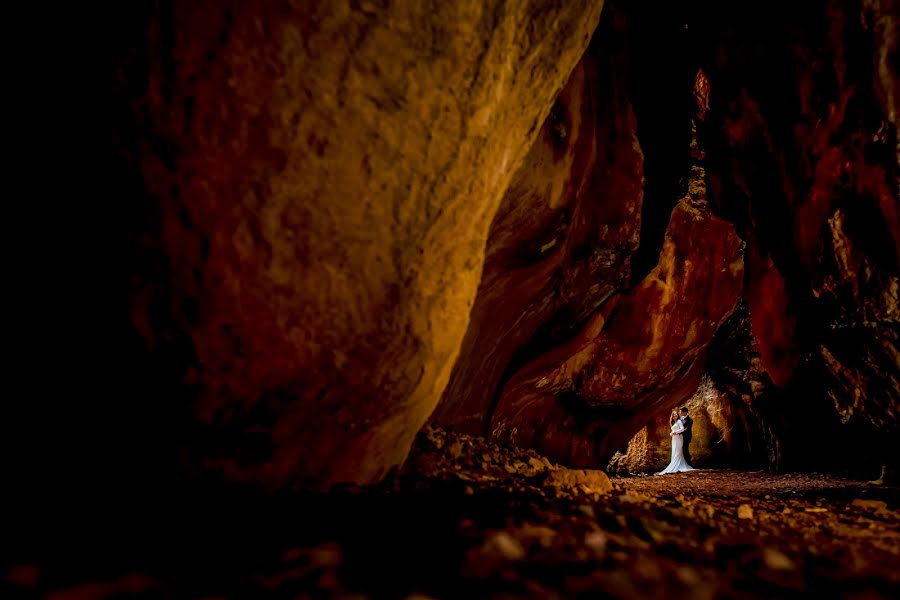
[11,428,900,599]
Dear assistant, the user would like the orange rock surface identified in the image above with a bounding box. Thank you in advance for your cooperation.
[127,0,604,489]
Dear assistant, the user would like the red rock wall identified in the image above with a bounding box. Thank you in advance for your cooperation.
[611,304,789,474]
[118,0,604,490]
[489,190,743,466]
[434,3,748,470]
[432,10,644,436]
[608,378,741,474]
[698,0,900,455]
[703,303,788,470]
[36,0,899,501]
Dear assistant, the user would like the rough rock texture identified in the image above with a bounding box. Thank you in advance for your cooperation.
[121,0,603,489]
[489,184,743,467]
[405,425,613,497]
[605,0,900,478]
[436,7,743,466]
[698,0,900,453]
[702,304,787,470]
[433,8,643,435]
[436,7,748,470]
[608,377,743,474]
[31,0,899,509]
[13,429,900,598]
[609,300,803,474]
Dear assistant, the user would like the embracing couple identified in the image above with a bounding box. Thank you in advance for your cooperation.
[657,407,694,475]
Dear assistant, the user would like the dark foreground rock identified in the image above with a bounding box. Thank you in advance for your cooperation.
[8,428,899,599]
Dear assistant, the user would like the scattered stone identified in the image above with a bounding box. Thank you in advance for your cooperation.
[852,499,888,511]
[516,523,557,547]
[585,531,607,553]
[675,565,700,586]
[620,492,650,504]
[395,426,898,597]
[547,469,613,494]
[462,531,527,579]
[762,548,795,571]
[448,441,463,459]
[37,457,900,598]
[490,532,526,560]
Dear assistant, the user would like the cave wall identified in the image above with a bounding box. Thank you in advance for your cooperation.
[703,303,787,471]
[94,0,606,491]
[432,2,747,471]
[31,0,900,503]
[602,0,900,474]
[488,184,743,467]
[607,378,744,474]
[432,6,643,436]
[610,304,787,474]
[697,0,900,468]
[437,0,899,473]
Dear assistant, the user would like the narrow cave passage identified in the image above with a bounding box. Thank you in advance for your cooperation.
[9,0,899,598]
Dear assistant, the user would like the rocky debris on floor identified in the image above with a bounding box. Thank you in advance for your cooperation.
[852,498,889,512]
[11,427,900,599]
[403,424,612,501]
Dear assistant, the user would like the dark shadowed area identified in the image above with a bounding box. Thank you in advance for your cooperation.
[9,0,899,597]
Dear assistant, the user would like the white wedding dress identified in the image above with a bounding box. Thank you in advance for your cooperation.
[657,418,694,474]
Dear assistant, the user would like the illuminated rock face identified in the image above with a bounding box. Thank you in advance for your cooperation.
[608,379,736,474]
[610,306,784,475]
[126,0,604,490]
[433,12,644,437]
[564,0,899,475]
[436,4,745,470]
[488,194,743,467]
[72,0,897,496]
[603,0,900,473]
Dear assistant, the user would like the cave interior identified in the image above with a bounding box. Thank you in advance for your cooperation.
[8,0,900,597]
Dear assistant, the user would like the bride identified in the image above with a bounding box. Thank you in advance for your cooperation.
[657,409,694,474]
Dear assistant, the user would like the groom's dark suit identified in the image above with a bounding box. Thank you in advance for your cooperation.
[681,415,693,465]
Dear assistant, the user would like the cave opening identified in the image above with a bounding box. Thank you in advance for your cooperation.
[9,0,900,597]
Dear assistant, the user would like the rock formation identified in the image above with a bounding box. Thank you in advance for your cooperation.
[608,376,747,474]
[697,0,900,468]
[33,0,898,500]
[433,8,644,437]
[488,178,743,467]
[435,3,746,470]
[702,304,787,471]
[438,0,899,475]
[120,0,604,490]
[609,326,785,476]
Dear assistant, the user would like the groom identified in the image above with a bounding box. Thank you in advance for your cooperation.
[679,407,693,465]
